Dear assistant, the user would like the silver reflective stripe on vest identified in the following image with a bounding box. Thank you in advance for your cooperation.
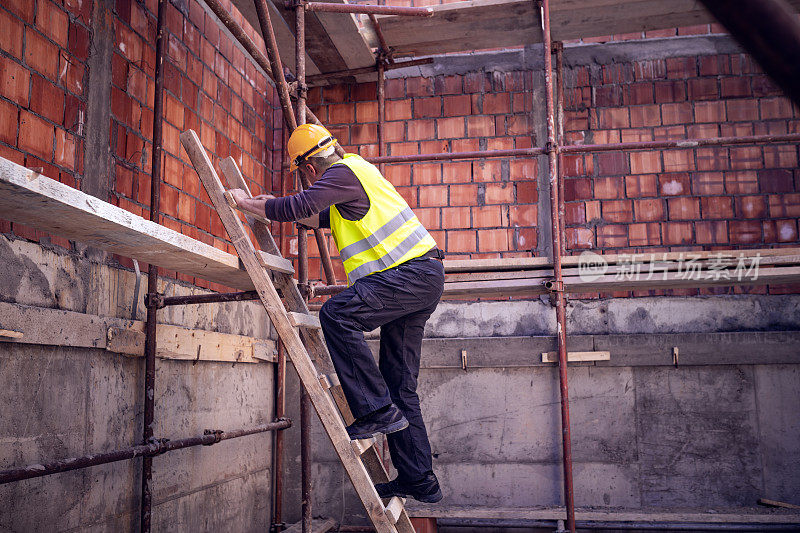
[347,225,432,282]
[338,207,416,263]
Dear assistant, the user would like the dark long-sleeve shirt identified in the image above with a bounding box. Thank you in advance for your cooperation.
[264,164,370,228]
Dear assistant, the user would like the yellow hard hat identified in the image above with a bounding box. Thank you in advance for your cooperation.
[287,123,337,171]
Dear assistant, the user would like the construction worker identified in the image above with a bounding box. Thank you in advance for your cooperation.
[229,123,444,504]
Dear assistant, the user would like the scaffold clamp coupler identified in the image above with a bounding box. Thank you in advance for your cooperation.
[145,292,165,309]
[203,429,224,445]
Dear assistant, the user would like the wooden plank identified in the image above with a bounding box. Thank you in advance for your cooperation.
[377,0,800,57]
[352,437,376,455]
[181,129,400,533]
[314,3,377,70]
[385,497,406,524]
[256,250,296,275]
[0,329,24,339]
[0,156,254,290]
[288,312,322,330]
[405,505,800,524]
[541,350,610,363]
[0,301,275,363]
[759,499,800,510]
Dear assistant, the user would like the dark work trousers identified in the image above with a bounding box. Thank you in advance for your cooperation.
[319,256,445,482]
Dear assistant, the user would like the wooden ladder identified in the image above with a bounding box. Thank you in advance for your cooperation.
[180,130,415,533]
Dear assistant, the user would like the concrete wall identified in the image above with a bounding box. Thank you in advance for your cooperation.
[281,294,800,524]
[0,237,277,532]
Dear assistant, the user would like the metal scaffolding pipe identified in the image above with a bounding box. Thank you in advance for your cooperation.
[698,0,800,106]
[302,2,433,17]
[0,420,292,485]
[554,41,566,256]
[540,0,575,531]
[370,14,393,63]
[435,518,800,531]
[160,290,259,306]
[306,58,433,85]
[253,0,298,130]
[377,61,386,175]
[141,1,167,530]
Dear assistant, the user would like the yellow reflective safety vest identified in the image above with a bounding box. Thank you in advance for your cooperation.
[329,154,437,284]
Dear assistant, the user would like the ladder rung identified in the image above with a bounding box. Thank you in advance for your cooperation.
[318,372,340,389]
[319,374,332,389]
[256,250,295,275]
[288,312,321,330]
[384,496,405,524]
[351,437,376,455]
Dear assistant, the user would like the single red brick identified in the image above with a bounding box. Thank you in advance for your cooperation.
[434,75,463,95]
[661,103,693,125]
[449,184,478,206]
[474,205,504,227]
[464,72,486,94]
[696,147,730,171]
[5,0,35,22]
[764,219,798,243]
[630,152,662,174]
[414,97,441,118]
[593,176,624,199]
[768,193,800,217]
[328,103,354,124]
[759,169,794,193]
[480,92,510,114]
[515,227,537,251]
[386,100,411,121]
[730,146,763,169]
[442,161,471,183]
[54,128,75,169]
[564,178,592,201]
[418,185,447,207]
[734,195,766,218]
[634,59,667,81]
[484,183,513,204]
[406,77,433,98]
[666,57,697,79]
[355,101,378,123]
[471,160,501,183]
[0,56,30,106]
[593,107,629,129]
[388,142,418,157]
[478,228,511,252]
[437,117,464,139]
[597,224,628,248]
[0,99,19,144]
[694,101,726,123]
[692,172,725,195]
[565,109,589,131]
[695,220,728,244]
[725,170,759,194]
[594,85,622,107]
[407,119,435,141]
[159,183,179,218]
[37,0,69,47]
[634,198,665,221]
[763,145,798,168]
[412,163,441,185]
[726,99,759,122]
[699,195,735,220]
[663,149,695,172]
[625,174,658,197]
[441,207,470,230]
[595,152,628,176]
[385,78,404,99]
[760,97,793,120]
[564,202,585,225]
[629,105,660,128]
[668,197,700,220]
[19,110,54,160]
[0,9,24,59]
[687,78,718,101]
[601,200,633,223]
[447,230,476,253]
[350,123,377,145]
[628,222,661,246]
[624,83,654,105]
[516,181,538,204]
[467,116,495,138]
[442,95,470,117]
[416,207,440,230]
[751,75,781,97]
[383,121,404,143]
[567,227,595,250]
[352,82,376,102]
[662,222,693,245]
[699,56,730,76]
[721,77,752,98]
[654,80,687,103]
[730,220,762,244]
[656,173,688,196]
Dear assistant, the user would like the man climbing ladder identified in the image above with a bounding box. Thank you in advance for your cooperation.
[230,123,444,504]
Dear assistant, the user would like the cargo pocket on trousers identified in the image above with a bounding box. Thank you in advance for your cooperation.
[351,282,385,330]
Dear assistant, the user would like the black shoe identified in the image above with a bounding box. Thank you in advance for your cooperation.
[375,472,443,503]
[346,404,409,440]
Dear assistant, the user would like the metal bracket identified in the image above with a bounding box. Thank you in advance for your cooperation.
[146,436,170,456]
[543,279,565,307]
[544,140,558,154]
[144,292,165,310]
[298,282,312,300]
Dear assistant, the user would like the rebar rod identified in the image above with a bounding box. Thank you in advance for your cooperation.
[302,2,433,17]
[141,1,167,530]
[540,0,575,531]
[0,420,292,485]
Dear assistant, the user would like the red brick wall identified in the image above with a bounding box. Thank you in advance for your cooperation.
[308,70,539,264]
[0,0,283,292]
